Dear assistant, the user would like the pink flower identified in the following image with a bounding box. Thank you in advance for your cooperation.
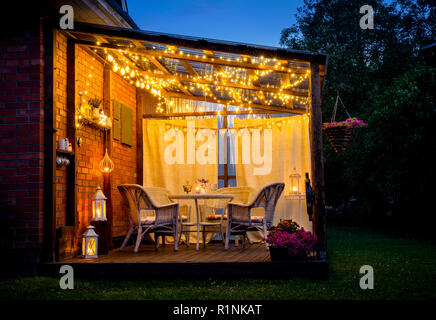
[266,229,317,256]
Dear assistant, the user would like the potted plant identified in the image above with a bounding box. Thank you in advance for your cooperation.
[323,117,367,155]
[266,219,317,261]
[88,96,102,120]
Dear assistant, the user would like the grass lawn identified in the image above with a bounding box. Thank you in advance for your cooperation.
[1,223,435,300]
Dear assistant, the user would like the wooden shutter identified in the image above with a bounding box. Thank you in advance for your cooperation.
[121,104,133,146]
[113,100,120,140]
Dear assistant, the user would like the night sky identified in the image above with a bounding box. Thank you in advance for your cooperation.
[126,0,305,47]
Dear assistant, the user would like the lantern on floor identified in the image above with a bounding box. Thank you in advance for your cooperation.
[82,225,99,259]
[289,167,301,195]
[92,186,107,221]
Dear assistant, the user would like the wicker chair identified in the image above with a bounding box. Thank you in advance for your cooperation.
[225,182,285,250]
[205,186,255,245]
[144,186,189,245]
[117,184,179,252]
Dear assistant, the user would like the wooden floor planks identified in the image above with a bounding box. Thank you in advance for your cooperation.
[58,243,271,264]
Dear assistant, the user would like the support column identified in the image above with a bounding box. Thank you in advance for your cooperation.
[136,89,144,186]
[102,65,113,249]
[310,62,327,260]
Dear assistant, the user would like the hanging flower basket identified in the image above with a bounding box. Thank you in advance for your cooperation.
[323,118,367,155]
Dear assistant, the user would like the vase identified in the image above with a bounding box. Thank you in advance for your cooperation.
[268,247,306,261]
[183,183,192,194]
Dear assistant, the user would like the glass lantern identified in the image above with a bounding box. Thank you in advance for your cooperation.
[82,225,99,259]
[289,167,301,195]
[92,186,107,221]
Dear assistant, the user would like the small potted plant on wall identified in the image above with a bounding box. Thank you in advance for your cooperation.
[266,219,317,261]
[88,96,102,120]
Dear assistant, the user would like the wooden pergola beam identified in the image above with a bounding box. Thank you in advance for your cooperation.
[147,56,193,96]
[80,41,310,75]
[143,109,288,118]
[162,91,306,114]
[133,66,308,97]
[241,55,268,104]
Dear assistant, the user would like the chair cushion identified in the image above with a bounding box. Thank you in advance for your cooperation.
[206,214,227,220]
[141,217,155,224]
[179,215,188,221]
[251,216,264,223]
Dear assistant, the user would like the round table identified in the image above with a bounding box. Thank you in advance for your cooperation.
[169,193,234,250]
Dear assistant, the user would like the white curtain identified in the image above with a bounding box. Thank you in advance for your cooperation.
[143,118,218,243]
[233,115,312,232]
[143,118,218,193]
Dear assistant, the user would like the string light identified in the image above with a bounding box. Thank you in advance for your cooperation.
[100,47,311,113]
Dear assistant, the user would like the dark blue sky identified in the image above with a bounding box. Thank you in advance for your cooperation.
[126,0,305,47]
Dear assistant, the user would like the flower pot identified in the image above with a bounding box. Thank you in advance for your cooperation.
[92,108,101,120]
[323,126,353,156]
[268,247,306,261]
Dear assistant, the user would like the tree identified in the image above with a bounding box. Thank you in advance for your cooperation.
[280,0,436,233]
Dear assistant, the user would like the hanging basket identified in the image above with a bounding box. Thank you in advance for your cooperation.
[323,126,354,156]
[323,92,367,156]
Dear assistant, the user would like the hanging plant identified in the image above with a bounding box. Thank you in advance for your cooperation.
[88,96,102,120]
[323,93,367,155]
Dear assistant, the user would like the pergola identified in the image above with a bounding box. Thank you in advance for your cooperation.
[64,22,326,118]
[51,22,328,266]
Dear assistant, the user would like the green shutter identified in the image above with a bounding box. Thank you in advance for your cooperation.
[113,100,120,140]
[121,104,133,146]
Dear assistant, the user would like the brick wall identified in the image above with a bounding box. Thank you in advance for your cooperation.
[110,71,137,237]
[0,25,44,251]
[75,45,106,236]
[0,25,138,257]
[53,37,137,241]
[54,32,68,228]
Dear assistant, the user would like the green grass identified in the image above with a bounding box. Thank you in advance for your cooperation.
[1,223,435,300]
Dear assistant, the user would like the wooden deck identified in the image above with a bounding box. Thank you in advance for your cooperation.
[38,243,328,279]
[60,243,271,264]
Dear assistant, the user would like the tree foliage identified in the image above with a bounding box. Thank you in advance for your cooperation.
[280,0,435,232]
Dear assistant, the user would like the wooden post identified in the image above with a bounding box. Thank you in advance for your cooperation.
[136,89,144,185]
[66,39,77,228]
[310,62,327,260]
[42,25,56,262]
[103,65,113,248]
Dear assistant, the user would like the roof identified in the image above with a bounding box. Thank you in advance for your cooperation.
[70,22,328,64]
[105,0,139,29]
[62,22,328,114]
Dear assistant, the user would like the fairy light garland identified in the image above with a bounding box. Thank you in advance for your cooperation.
[98,45,311,114]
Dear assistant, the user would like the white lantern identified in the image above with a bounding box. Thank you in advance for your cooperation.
[82,225,99,259]
[289,167,301,195]
[92,186,107,221]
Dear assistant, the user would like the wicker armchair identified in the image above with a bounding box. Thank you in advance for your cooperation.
[117,184,179,252]
[225,182,285,250]
[205,186,255,245]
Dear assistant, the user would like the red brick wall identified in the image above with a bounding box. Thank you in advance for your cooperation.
[54,32,68,228]
[110,71,137,237]
[53,38,137,240]
[0,24,139,254]
[0,26,44,250]
[75,45,106,236]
